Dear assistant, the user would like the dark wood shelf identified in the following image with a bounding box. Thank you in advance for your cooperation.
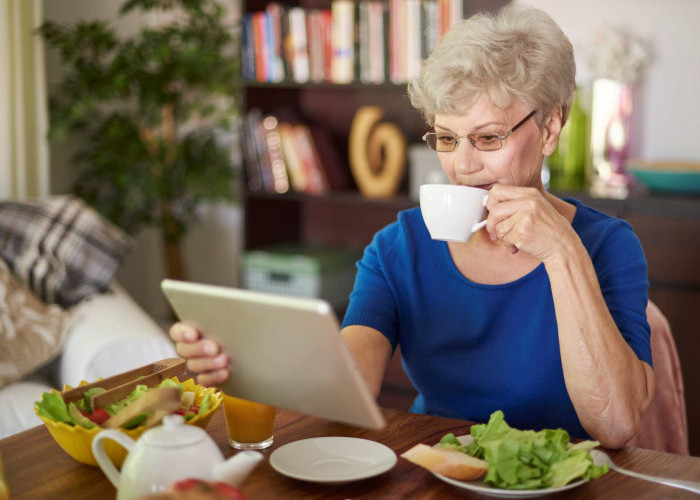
[244,80,409,90]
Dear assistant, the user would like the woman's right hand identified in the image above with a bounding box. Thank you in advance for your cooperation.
[169,322,230,387]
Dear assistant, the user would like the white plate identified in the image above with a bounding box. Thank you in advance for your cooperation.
[431,435,586,498]
[269,437,397,484]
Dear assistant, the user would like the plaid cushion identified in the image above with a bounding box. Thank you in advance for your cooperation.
[0,196,133,307]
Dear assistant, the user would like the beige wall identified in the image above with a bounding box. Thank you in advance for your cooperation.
[516,0,700,162]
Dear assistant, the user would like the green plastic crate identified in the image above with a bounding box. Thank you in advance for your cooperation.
[242,245,362,307]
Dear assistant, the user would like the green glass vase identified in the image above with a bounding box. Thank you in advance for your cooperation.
[548,88,590,191]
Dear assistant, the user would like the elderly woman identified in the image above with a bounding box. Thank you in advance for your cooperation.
[171,4,653,449]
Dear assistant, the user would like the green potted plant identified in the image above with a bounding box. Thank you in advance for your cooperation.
[40,0,240,279]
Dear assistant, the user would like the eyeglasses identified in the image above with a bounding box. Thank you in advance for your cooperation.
[422,110,538,152]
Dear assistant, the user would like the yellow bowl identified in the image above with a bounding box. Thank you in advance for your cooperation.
[34,376,222,467]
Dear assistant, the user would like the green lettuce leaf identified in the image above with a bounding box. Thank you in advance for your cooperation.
[198,394,212,415]
[105,384,149,416]
[36,392,73,425]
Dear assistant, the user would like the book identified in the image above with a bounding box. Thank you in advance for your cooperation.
[249,108,275,192]
[252,12,268,82]
[293,124,329,195]
[266,3,286,82]
[389,0,405,83]
[277,122,308,193]
[368,1,387,84]
[308,126,353,191]
[288,7,310,83]
[405,0,422,80]
[307,10,327,83]
[242,111,264,192]
[422,0,440,58]
[261,115,290,194]
[331,0,355,84]
[242,13,256,81]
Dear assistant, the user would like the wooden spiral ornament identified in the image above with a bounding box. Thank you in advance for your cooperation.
[349,106,406,198]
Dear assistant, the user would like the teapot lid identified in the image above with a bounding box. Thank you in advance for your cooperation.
[142,415,207,447]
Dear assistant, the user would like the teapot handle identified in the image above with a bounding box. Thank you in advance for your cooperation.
[91,429,135,488]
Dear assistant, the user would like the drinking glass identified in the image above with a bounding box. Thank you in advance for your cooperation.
[222,394,276,450]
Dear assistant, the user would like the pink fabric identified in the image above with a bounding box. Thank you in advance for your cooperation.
[626,301,689,455]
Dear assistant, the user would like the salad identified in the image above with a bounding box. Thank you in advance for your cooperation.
[438,410,608,490]
[35,379,213,430]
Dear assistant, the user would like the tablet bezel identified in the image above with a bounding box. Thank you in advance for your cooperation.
[161,279,385,429]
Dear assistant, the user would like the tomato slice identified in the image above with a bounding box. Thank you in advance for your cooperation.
[89,408,111,425]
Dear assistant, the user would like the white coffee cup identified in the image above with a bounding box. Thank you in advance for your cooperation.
[420,184,489,242]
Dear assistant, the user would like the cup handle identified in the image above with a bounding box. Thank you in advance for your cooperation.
[471,220,487,233]
[470,194,489,233]
[91,429,134,488]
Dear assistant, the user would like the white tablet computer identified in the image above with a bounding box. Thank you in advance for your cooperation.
[161,279,385,429]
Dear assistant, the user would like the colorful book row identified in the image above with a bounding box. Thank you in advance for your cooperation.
[242,0,463,85]
[242,109,353,194]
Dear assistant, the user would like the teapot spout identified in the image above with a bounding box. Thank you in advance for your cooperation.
[213,451,264,486]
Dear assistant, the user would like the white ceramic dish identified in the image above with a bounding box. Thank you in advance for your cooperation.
[431,435,586,498]
[269,437,397,484]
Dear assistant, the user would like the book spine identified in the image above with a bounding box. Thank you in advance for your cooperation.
[293,125,329,195]
[359,1,370,84]
[242,13,256,81]
[438,0,449,41]
[331,0,355,84]
[449,0,462,29]
[266,2,286,82]
[405,0,421,80]
[252,12,268,82]
[321,10,333,82]
[288,7,310,83]
[423,0,439,58]
[307,10,324,83]
[248,108,275,192]
[277,122,308,193]
[242,111,264,192]
[389,0,405,83]
[262,115,290,194]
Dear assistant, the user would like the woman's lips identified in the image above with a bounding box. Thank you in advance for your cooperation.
[473,183,494,191]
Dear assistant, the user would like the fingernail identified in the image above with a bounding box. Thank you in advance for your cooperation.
[204,342,218,355]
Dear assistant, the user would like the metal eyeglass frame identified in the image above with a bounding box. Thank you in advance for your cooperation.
[422,110,538,152]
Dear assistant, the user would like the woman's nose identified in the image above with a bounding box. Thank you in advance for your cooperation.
[454,140,481,174]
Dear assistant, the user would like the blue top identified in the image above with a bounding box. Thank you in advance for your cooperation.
[341,198,651,439]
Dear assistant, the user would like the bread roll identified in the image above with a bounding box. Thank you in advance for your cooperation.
[401,444,487,480]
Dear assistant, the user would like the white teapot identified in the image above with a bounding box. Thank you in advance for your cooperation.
[92,415,263,500]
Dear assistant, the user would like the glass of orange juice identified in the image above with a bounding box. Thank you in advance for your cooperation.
[222,394,276,450]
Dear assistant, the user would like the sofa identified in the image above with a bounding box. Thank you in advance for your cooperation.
[0,195,178,438]
[0,282,177,438]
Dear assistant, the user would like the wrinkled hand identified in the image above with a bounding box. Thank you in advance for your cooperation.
[169,322,230,387]
[484,184,574,262]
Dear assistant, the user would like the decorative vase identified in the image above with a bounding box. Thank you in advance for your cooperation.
[590,78,635,199]
[548,87,590,191]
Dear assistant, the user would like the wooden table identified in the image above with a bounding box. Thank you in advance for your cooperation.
[3,407,700,499]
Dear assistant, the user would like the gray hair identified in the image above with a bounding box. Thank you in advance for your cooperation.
[407,4,576,128]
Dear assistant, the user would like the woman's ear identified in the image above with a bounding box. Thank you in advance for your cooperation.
[541,107,563,156]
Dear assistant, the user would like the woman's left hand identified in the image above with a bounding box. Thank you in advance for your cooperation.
[484,184,574,262]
